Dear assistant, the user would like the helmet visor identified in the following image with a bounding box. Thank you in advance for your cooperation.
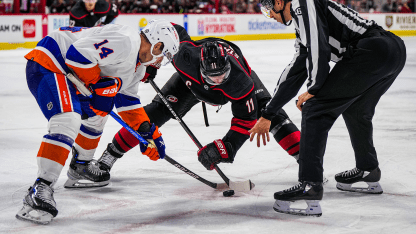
[201,64,231,86]
[158,51,173,66]
[260,6,272,19]
[260,0,274,10]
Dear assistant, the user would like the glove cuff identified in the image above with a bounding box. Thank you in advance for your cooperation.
[213,139,229,159]
[151,125,162,139]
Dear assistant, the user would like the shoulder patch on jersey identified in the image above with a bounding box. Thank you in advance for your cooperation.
[182,48,191,66]
[295,7,302,15]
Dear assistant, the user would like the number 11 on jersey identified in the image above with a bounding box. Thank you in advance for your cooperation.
[246,98,254,113]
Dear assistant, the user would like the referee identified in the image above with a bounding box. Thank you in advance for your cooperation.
[249,0,406,216]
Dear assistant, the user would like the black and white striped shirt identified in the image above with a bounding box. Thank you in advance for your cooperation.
[262,0,377,119]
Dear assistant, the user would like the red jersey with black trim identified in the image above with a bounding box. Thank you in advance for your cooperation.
[69,0,119,27]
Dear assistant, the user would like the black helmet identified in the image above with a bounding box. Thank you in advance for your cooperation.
[200,41,231,86]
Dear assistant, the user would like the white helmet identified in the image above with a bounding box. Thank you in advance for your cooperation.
[142,19,180,65]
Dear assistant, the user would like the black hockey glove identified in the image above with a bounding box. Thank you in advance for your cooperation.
[141,64,160,83]
[198,139,234,170]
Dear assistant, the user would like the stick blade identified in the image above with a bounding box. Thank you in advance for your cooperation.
[229,180,255,192]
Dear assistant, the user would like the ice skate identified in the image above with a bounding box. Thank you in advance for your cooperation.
[64,147,110,188]
[16,179,58,225]
[335,167,383,194]
[97,149,118,172]
[273,181,323,217]
[97,143,122,172]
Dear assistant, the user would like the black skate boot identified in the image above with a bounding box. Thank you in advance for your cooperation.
[16,179,58,225]
[335,167,383,194]
[273,181,323,217]
[64,147,110,188]
[98,143,124,172]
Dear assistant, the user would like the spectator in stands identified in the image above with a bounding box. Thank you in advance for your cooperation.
[382,0,393,12]
[247,0,255,13]
[252,0,262,13]
[392,0,403,12]
[400,0,413,12]
[50,0,69,13]
[235,0,247,13]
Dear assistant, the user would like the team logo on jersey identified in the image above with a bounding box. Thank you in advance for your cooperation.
[385,15,393,28]
[185,80,192,88]
[167,95,178,103]
[204,85,209,90]
[295,7,302,15]
[47,102,53,110]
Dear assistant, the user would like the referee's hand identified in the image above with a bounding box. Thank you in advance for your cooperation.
[296,91,314,111]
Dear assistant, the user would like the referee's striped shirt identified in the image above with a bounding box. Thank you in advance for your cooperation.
[262,0,376,119]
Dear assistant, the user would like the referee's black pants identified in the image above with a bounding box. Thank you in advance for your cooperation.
[299,31,407,182]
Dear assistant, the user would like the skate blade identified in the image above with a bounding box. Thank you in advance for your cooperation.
[64,178,109,188]
[16,204,53,225]
[273,200,322,217]
[336,182,383,194]
[229,180,255,192]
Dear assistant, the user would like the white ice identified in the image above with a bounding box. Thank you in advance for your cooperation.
[1,37,416,234]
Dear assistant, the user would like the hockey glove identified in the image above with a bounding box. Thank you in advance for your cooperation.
[89,77,118,117]
[198,139,234,170]
[139,123,166,161]
[141,63,160,83]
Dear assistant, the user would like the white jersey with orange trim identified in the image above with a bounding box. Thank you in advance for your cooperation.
[25,24,149,129]
[25,24,146,102]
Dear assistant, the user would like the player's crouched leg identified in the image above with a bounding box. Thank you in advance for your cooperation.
[65,117,111,188]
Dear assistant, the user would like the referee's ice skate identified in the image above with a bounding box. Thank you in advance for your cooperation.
[15,179,58,225]
[273,181,323,217]
[64,147,110,188]
[335,167,383,194]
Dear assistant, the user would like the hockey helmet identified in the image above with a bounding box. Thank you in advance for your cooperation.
[142,19,180,65]
[200,42,231,86]
[260,0,293,25]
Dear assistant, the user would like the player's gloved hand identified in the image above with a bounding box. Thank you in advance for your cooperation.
[198,139,234,170]
[89,77,118,117]
[141,63,160,83]
[139,123,166,161]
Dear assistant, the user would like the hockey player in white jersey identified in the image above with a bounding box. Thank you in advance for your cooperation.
[16,19,180,225]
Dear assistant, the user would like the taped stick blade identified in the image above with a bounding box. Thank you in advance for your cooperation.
[229,180,255,192]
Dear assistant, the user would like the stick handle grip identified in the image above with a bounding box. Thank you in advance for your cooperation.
[66,73,93,98]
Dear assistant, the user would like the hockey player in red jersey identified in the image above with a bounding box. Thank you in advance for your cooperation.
[95,24,303,181]
[16,19,180,225]
[69,0,119,27]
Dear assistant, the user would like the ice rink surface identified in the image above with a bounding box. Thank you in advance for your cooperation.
[0,37,415,234]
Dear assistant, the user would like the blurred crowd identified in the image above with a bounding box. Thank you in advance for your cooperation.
[0,0,414,14]
[43,0,264,14]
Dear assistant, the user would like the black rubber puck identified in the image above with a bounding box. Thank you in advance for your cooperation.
[223,190,235,197]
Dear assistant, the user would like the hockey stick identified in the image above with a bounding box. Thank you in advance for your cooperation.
[202,102,209,127]
[149,79,254,192]
[66,73,227,190]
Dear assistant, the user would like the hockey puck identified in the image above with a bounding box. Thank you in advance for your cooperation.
[223,190,235,197]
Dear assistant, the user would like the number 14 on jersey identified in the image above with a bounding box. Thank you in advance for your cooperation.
[94,40,114,59]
